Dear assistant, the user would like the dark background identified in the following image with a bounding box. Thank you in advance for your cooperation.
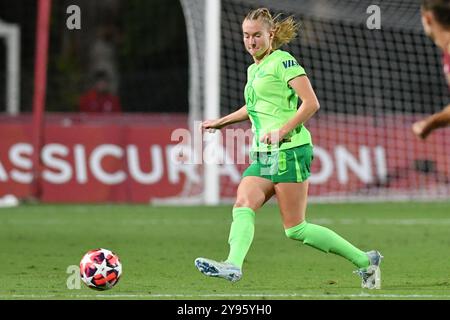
[0,0,447,116]
[0,0,189,113]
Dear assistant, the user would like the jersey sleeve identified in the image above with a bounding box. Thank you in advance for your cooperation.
[277,52,306,84]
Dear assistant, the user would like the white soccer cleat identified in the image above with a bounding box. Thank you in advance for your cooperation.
[194,257,242,282]
[354,250,383,289]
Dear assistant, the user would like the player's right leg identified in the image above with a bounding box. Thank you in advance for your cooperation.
[195,176,274,282]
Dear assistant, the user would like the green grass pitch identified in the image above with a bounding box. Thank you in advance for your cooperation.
[1,202,450,300]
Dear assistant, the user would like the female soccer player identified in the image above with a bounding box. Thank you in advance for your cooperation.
[195,8,382,289]
[412,0,450,139]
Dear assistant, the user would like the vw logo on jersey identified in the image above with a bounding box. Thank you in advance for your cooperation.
[255,70,266,78]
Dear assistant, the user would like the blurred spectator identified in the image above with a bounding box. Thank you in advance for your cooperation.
[79,70,122,113]
[89,25,121,94]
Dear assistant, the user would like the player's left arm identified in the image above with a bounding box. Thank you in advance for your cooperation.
[260,75,320,144]
[412,103,450,139]
[283,75,320,132]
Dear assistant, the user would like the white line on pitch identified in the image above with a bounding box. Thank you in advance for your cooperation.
[5,218,450,226]
[3,293,450,299]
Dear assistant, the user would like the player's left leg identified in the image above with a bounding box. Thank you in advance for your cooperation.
[275,181,370,269]
[277,181,383,289]
[275,143,383,288]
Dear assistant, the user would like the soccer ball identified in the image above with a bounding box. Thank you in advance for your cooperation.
[79,248,122,290]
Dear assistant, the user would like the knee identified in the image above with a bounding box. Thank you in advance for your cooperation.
[234,195,264,211]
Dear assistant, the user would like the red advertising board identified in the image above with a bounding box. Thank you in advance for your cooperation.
[0,114,190,203]
[1,113,449,202]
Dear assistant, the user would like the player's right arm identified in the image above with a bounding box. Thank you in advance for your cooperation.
[412,104,450,139]
[202,105,249,132]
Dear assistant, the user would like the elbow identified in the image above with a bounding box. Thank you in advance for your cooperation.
[301,100,320,114]
[313,101,320,113]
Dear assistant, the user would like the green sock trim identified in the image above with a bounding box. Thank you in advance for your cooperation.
[232,207,256,220]
[226,207,255,268]
[285,221,307,238]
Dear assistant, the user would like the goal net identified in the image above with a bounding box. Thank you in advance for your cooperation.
[176,0,450,204]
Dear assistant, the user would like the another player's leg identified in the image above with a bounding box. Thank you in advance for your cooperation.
[195,176,274,282]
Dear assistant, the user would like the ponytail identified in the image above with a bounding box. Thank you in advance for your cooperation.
[244,8,300,49]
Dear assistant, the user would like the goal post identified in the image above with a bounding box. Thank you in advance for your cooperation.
[0,19,20,115]
[180,0,222,205]
[203,0,221,205]
[31,0,52,199]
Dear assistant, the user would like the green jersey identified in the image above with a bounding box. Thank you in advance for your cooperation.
[244,49,312,152]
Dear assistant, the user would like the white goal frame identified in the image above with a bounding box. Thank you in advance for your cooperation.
[0,19,20,115]
[203,0,221,205]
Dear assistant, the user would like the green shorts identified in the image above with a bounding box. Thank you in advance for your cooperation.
[242,144,313,183]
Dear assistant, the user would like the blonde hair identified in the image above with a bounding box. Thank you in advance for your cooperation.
[244,8,300,50]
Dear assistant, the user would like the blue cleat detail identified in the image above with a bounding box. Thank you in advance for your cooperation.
[195,257,242,282]
[354,250,383,289]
